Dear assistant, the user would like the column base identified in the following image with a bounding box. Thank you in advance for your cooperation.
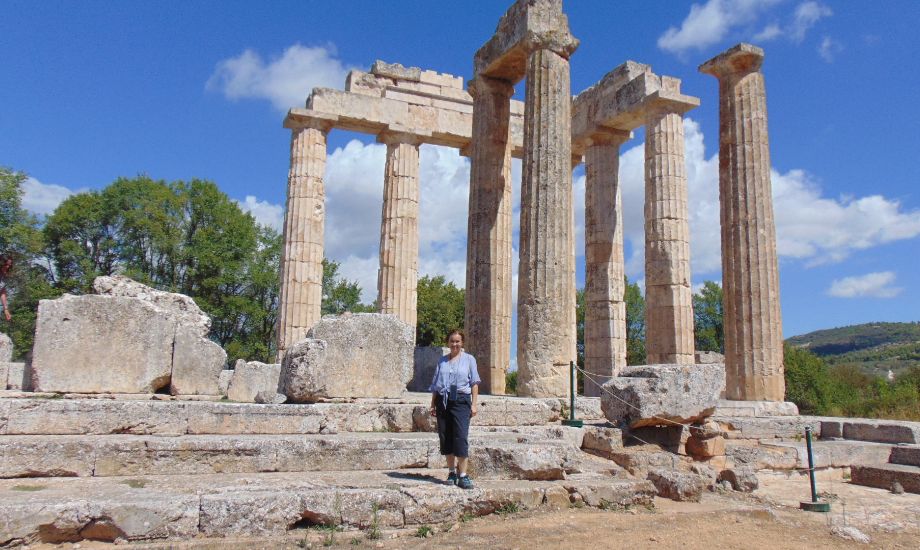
[713,400,799,417]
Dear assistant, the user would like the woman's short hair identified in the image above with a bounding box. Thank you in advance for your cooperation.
[446,329,465,343]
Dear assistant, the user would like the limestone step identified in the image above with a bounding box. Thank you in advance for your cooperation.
[818,417,920,444]
[0,429,593,480]
[0,395,603,436]
[0,470,656,545]
[726,439,893,471]
[889,445,920,467]
[850,464,920,494]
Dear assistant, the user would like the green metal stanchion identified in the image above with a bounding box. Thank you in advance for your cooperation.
[800,426,831,512]
[562,360,583,428]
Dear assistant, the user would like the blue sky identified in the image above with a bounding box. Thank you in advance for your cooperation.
[2,0,919,343]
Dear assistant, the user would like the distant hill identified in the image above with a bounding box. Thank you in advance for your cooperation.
[787,322,920,377]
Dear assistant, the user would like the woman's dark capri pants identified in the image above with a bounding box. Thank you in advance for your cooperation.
[436,393,472,457]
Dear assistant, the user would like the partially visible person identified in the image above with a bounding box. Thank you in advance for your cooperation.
[429,329,480,489]
[0,254,12,321]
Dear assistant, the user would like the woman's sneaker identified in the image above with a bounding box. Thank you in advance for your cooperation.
[457,475,474,490]
[446,471,459,486]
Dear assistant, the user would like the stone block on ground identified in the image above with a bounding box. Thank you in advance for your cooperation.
[217,370,233,395]
[31,295,175,393]
[0,332,11,363]
[409,346,448,392]
[601,364,725,428]
[695,350,724,364]
[170,326,226,395]
[226,360,282,403]
[93,274,210,337]
[685,435,726,459]
[255,391,287,404]
[581,425,625,457]
[851,464,920,494]
[718,466,759,492]
[280,313,413,401]
[5,362,30,391]
[647,469,705,501]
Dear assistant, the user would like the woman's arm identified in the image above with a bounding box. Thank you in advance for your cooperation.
[471,383,479,417]
[1,288,9,321]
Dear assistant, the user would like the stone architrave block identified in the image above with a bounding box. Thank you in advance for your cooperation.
[647,469,705,502]
[0,332,11,363]
[226,360,282,403]
[409,346,448,392]
[170,325,227,395]
[6,362,30,391]
[281,313,414,401]
[31,295,175,393]
[600,364,725,428]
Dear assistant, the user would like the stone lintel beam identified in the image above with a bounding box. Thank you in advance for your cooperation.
[572,127,633,158]
[572,68,700,144]
[376,127,429,145]
[474,0,579,82]
[288,89,527,158]
[699,43,764,79]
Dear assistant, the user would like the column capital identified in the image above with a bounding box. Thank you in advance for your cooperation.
[468,75,515,100]
[283,111,336,132]
[376,127,426,146]
[640,93,700,121]
[699,43,764,79]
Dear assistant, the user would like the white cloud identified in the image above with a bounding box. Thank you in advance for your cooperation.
[789,1,832,43]
[206,43,354,111]
[237,195,283,231]
[818,36,843,62]
[754,23,783,41]
[827,272,902,298]
[658,0,782,55]
[22,177,82,216]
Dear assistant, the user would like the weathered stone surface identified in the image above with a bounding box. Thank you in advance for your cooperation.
[5,362,30,391]
[466,443,572,481]
[217,370,233,395]
[582,425,625,457]
[718,466,759,492]
[716,415,818,440]
[647,468,705,501]
[0,362,8,390]
[689,420,721,440]
[227,360,282,403]
[891,445,920,467]
[604,445,685,476]
[170,325,226,395]
[713,400,799,417]
[409,346,447,392]
[94,275,210,338]
[695,351,724,364]
[726,440,893,470]
[685,435,726,459]
[0,436,97,478]
[851,464,920,494]
[3,399,189,436]
[700,44,785,401]
[281,313,413,401]
[841,419,920,444]
[0,332,11,363]
[255,391,287,405]
[31,295,175,393]
[601,364,725,428]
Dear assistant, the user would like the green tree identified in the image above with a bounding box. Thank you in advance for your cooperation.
[321,258,375,315]
[1,166,55,359]
[415,275,464,347]
[783,343,833,415]
[625,277,646,365]
[693,280,724,353]
[575,288,585,368]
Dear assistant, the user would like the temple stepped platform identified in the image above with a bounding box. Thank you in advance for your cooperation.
[0,470,656,544]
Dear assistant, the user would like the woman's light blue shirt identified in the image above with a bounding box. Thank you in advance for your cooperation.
[429,351,481,404]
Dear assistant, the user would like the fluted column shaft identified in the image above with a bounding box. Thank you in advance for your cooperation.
[377,136,421,330]
[644,109,695,365]
[465,77,514,394]
[278,122,329,359]
[517,48,576,398]
[700,44,784,401]
[583,132,630,396]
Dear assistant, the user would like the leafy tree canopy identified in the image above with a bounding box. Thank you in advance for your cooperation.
[415,275,464,347]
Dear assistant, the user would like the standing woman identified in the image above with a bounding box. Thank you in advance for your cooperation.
[0,254,12,322]
[429,329,480,489]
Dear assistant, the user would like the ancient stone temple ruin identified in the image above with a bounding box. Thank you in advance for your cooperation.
[3,2,920,546]
[275,0,776,403]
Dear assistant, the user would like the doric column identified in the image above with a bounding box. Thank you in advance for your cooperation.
[583,130,631,396]
[277,119,331,359]
[700,43,784,401]
[517,46,577,398]
[644,107,695,365]
[465,76,514,394]
[377,132,421,330]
